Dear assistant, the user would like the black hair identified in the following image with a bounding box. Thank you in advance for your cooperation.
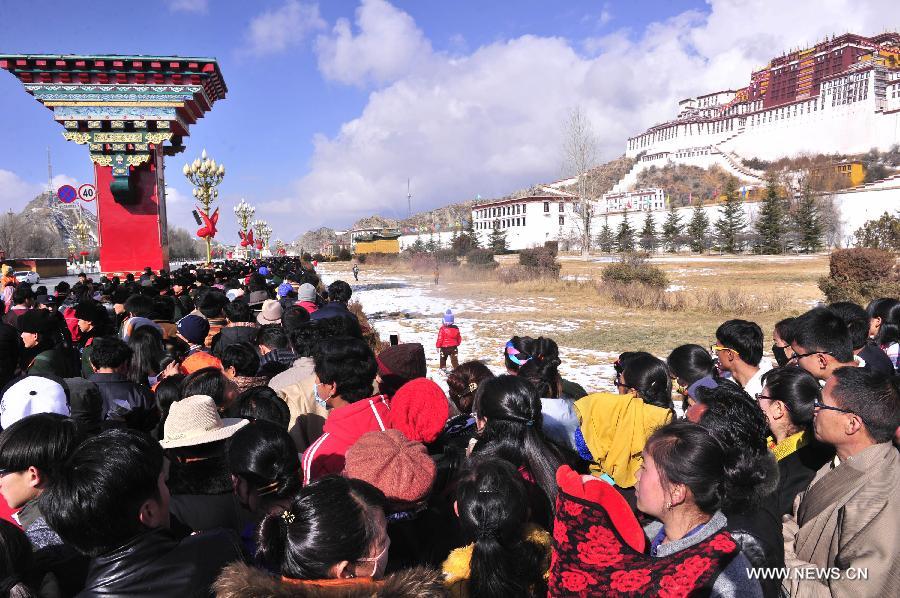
[516,337,561,398]
[503,336,535,373]
[256,475,386,578]
[667,344,716,385]
[223,300,252,323]
[153,374,185,439]
[313,337,377,404]
[0,519,36,597]
[126,325,164,385]
[198,290,228,319]
[221,343,261,377]
[42,429,164,557]
[0,414,79,481]
[472,375,565,512]
[150,296,175,322]
[831,367,900,443]
[695,381,776,514]
[181,367,227,406]
[89,336,133,370]
[282,306,310,332]
[774,317,796,345]
[715,319,764,366]
[257,325,288,350]
[455,458,547,598]
[828,301,869,350]
[123,294,154,318]
[792,307,854,363]
[645,421,726,515]
[446,361,495,414]
[228,421,300,503]
[327,280,352,304]
[236,387,290,429]
[288,320,328,358]
[866,298,900,346]
[760,367,820,432]
[619,351,674,411]
[12,286,33,305]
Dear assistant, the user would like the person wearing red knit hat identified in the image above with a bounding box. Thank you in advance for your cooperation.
[388,378,449,445]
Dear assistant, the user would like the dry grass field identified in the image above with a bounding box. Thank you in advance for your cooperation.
[417,253,830,356]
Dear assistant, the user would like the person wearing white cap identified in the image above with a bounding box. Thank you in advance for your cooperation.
[256,299,283,326]
[0,376,70,430]
[160,395,250,533]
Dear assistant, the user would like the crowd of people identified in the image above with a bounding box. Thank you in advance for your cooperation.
[0,257,897,597]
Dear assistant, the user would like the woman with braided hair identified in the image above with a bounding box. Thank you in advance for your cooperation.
[470,375,566,527]
[215,475,446,596]
[442,458,550,598]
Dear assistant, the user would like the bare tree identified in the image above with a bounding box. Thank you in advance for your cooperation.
[562,106,599,256]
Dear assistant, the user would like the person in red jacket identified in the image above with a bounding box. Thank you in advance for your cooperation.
[302,338,390,484]
[436,309,462,370]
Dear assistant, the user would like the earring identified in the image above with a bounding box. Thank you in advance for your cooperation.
[664,501,671,510]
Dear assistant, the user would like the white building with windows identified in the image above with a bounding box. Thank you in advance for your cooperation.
[599,188,666,213]
[471,185,584,250]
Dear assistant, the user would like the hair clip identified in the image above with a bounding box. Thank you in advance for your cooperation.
[525,419,534,427]
[467,382,478,393]
[256,480,280,497]
[281,510,295,524]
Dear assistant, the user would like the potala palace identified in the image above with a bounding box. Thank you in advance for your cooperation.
[349,33,900,254]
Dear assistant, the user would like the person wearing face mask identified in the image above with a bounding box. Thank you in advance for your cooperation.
[215,476,445,596]
[301,338,390,484]
[771,317,796,368]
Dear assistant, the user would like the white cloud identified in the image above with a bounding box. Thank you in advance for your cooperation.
[267,0,899,235]
[315,0,433,86]
[243,0,326,56]
[0,170,80,213]
[167,0,208,13]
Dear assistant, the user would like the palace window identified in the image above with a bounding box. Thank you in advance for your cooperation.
[559,202,565,213]
[544,202,550,213]
[559,216,565,226]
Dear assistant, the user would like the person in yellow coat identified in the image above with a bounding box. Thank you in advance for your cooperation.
[442,459,551,598]
[574,352,673,507]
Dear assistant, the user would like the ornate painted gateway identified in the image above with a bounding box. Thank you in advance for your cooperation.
[0,55,227,272]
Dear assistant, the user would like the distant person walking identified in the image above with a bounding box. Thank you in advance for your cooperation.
[433,262,439,286]
[436,309,461,370]
[352,264,359,281]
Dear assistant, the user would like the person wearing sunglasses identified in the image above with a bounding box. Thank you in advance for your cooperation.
[782,366,900,597]
[788,308,859,382]
[712,319,769,399]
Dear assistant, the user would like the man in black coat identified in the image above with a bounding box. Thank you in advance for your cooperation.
[0,320,21,390]
[309,279,361,337]
[88,336,157,431]
[42,429,244,597]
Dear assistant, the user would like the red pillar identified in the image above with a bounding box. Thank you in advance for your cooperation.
[95,150,170,273]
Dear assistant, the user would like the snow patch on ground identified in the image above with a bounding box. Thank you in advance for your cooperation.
[316,263,617,394]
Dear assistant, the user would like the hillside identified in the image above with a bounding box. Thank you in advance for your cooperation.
[635,164,736,207]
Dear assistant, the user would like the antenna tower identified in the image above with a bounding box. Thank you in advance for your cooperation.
[407,178,412,218]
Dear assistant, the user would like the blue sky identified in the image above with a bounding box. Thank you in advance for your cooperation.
[0,0,895,241]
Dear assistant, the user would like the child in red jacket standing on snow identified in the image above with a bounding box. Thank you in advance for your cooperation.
[436,309,462,370]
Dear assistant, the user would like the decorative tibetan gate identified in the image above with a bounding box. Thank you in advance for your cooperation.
[0,55,227,273]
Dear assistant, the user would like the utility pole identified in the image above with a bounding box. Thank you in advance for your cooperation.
[47,146,53,206]
[407,178,412,218]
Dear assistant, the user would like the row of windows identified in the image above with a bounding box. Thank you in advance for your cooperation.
[475,204,525,219]
[477,218,526,230]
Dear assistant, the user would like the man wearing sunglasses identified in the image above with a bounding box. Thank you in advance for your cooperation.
[712,319,769,398]
[782,367,900,597]
[788,308,859,382]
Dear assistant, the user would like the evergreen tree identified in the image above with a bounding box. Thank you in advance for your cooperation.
[616,210,635,253]
[794,185,823,253]
[715,177,746,253]
[754,175,786,254]
[661,203,682,253]
[688,201,710,253]
[464,216,480,249]
[488,226,508,254]
[639,211,657,252]
[596,217,613,253]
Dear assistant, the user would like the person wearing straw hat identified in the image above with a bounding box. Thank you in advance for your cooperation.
[160,395,250,533]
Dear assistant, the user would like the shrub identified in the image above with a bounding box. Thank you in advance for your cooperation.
[336,248,352,261]
[818,248,900,303]
[355,253,366,264]
[600,254,668,289]
[518,247,561,278]
[434,249,459,266]
[466,248,498,268]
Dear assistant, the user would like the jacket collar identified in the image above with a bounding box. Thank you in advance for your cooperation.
[86,528,178,586]
[797,441,893,524]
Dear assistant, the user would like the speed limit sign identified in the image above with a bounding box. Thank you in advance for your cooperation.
[78,184,96,202]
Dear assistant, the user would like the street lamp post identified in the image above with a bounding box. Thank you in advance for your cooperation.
[253,219,271,256]
[74,217,90,268]
[183,149,225,264]
[234,199,255,259]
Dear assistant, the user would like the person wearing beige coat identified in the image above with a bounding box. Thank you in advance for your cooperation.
[782,367,900,597]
